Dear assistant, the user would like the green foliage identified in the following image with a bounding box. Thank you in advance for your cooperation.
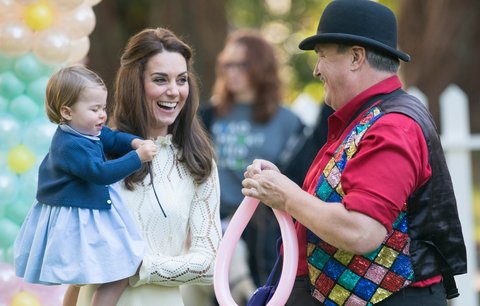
[225,0,397,104]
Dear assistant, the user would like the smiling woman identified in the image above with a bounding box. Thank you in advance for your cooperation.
[77,28,221,306]
[143,51,189,136]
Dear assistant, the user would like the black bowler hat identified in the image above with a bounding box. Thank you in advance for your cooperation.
[299,0,410,62]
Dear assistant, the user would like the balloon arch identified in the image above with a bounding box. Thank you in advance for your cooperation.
[0,0,101,304]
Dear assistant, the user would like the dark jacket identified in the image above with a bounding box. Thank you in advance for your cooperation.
[379,92,467,297]
[36,125,141,209]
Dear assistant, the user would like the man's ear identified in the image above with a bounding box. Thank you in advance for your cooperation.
[60,106,72,122]
[350,46,366,70]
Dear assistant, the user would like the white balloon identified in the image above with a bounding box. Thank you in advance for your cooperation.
[0,0,21,21]
[14,0,37,5]
[0,20,34,56]
[56,4,96,39]
[67,36,90,63]
[48,0,84,11]
[33,29,71,65]
[85,0,101,6]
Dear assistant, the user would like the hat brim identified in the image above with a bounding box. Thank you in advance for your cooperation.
[299,33,410,62]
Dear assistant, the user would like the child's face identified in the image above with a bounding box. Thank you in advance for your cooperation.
[63,86,108,136]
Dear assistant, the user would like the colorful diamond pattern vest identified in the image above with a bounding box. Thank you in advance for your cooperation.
[307,106,414,306]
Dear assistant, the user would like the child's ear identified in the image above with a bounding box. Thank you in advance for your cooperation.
[60,106,72,122]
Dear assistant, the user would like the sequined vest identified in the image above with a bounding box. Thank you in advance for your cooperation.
[306,91,467,305]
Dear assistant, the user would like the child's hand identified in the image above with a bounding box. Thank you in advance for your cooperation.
[136,140,157,162]
[131,138,145,149]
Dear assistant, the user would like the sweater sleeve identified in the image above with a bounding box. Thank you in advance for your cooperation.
[58,137,142,185]
[99,126,140,156]
[130,162,222,287]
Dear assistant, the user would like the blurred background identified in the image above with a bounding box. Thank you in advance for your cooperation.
[0,0,479,305]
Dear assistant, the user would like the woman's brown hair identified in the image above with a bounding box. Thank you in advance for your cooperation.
[112,28,215,189]
[212,29,282,123]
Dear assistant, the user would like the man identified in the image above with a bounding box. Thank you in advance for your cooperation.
[241,0,467,305]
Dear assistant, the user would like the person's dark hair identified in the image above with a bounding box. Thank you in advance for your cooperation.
[212,29,282,123]
[112,27,215,189]
[337,44,399,73]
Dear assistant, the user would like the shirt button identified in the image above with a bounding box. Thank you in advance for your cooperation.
[107,200,112,204]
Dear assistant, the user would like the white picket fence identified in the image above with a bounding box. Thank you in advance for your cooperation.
[410,85,479,306]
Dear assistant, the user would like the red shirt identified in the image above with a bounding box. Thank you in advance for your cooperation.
[295,76,441,286]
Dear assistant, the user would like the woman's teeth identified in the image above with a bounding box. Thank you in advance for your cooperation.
[157,101,177,110]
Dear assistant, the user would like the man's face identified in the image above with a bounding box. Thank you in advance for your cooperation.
[313,43,352,110]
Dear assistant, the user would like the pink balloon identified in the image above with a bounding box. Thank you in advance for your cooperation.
[21,283,67,305]
[214,197,298,306]
[0,262,21,298]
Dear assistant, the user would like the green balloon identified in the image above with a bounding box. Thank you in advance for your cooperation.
[0,113,22,150]
[0,71,25,99]
[27,76,49,105]
[9,94,39,122]
[0,246,14,263]
[0,171,19,203]
[14,53,44,82]
[0,218,20,249]
[5,199,31,226]
[0,96,7,112]
[0,53,14,73]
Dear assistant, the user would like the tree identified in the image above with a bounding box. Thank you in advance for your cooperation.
[397,0,480,132]
[88,0,227,103]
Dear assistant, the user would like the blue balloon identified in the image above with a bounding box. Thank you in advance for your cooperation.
[18,166,39,203]
[26,76,49,105]
[0,96,7,113]
[5,199,32,226]
[14,53,44,82]
[23,117,55,154]
[0,151,7,171]
[9,94,39,122]
[0,218,20,249]
[0,171,19,207]
[0,71,25,99]
[0,113,22,150]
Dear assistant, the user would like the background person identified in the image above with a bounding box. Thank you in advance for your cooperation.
[200,29,303,292]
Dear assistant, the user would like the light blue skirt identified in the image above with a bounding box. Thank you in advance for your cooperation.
[14,183,144,285]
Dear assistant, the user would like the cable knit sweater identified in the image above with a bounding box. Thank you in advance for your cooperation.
[125,134,222,287]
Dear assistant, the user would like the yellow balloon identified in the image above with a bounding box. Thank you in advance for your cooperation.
[7,144,36,174]
[24,2,55,31]
[11,291,41,306]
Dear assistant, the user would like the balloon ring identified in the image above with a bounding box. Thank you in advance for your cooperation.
[214,197,298,306]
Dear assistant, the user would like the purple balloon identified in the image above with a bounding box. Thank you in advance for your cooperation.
[0,262,20,299]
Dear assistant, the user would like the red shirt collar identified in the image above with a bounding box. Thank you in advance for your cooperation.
[330,75,403,129]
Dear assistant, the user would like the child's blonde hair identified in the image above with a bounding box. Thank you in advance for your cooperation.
[45,64,106,124]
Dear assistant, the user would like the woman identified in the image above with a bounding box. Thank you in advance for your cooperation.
[200,29,303,289]
[77,28,221,306]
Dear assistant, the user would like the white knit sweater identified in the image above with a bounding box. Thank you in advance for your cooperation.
[122,134,222,287]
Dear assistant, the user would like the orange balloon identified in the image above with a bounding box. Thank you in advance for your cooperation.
[24,2,55,31]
